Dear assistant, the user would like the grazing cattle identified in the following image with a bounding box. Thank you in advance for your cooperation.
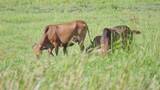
[85,35,102,53]
[110,25,140,50]
[33,20,92,58]
[99,28,111,55]
[86,25,141,54]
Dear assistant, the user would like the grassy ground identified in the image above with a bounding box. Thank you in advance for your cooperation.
[0,0,160,90]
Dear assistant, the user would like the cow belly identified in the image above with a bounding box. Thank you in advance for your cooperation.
[58,31,74,44]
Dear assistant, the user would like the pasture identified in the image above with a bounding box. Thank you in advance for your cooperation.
[0,0,160,90]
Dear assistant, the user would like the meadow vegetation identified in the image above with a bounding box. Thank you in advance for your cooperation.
[0,0,160,90]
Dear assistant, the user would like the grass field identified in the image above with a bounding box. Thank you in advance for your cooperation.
[0,0,160,90]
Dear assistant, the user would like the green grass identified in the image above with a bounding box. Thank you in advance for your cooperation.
[0,0,160,90]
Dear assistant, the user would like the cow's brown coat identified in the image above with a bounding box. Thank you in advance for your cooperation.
[86,25,141,54]
[33,20,92,58]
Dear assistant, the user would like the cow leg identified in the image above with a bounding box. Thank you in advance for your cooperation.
[77,38,85,52]
[79,42,84,52]
[52,42,59,56]
[54,47,59,56]
[48,47,54,56]
[54,44,59,56]
[79,30,87,52]
[127,33,133,50]
[63,43,68,55]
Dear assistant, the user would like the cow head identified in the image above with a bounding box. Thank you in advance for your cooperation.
[32,43,42,59]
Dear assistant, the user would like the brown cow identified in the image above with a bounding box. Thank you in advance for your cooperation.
[86,25,141,54]
[85,35,102,53]
[33,20,92,58]
[85,28,111,55]
[110,25,140,50]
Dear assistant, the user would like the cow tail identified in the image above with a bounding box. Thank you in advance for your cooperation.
[132,30,141,34]
[86,26,93,44]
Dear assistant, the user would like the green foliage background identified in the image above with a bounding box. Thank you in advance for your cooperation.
[0,0,160,90]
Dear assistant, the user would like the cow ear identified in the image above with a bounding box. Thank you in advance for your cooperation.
[132,30,141,34]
